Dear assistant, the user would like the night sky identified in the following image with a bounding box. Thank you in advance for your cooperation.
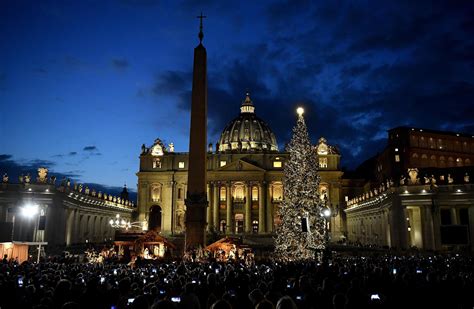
[1,0,474,198]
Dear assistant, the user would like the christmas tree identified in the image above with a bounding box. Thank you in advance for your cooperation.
[274,107,326,261]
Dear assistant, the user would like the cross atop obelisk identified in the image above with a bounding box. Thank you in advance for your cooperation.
[197,12,206,43]
[185,13,208,252]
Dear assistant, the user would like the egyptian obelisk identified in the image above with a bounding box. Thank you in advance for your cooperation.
[185,13,208,251]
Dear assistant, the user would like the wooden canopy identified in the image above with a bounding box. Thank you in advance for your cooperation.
[114,230,176,249]
[205,237,248,253]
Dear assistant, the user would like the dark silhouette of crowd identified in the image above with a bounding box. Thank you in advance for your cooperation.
[1,253,473,309]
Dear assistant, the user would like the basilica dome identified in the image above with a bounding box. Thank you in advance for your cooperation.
[217,93,278,152]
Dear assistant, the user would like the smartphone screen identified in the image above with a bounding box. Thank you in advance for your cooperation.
[371,294,380,301]
[171,297,181,303]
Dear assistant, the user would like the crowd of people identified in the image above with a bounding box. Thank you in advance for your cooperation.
[1,253,473,309]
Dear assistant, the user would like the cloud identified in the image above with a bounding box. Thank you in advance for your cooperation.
[0,154,79,181]
[111,58,129,69]
[69,151,77,156]
[138,1,474,169]
[0,155,137,202]
[83,146,98,151]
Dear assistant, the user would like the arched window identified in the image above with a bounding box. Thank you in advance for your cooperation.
[421,154,428,167]
[220,220,226,233]
[151,184,162,202]
[466,158,471,165]
[456,157,463,167]
[153,158,162,169]
[448,157,454,167]
[233,183,245,201]
[235,214,244,233]
[220,186,226,201]
[411,153,419,166]
[420,136,427,148]
[437,139,443,150]
[252,186,258,201]
[429,137,435,149]
[439,156,446,167]
[319,184,329,201]
[430,155,437,167]
[272,182,283,201]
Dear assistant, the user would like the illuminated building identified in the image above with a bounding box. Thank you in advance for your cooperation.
[136,93,345,239]
[345,128,474,251]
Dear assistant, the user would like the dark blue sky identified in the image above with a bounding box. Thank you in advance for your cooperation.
[1,0,473,196]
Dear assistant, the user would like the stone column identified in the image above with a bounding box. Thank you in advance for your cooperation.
[389,196,408,250]
[421,206,435,250]
[213,183,219,231]
[468,206,474,252]
[431,200,442,250]
[245,182,252,233]
[226,182,232,234]
[266,183,273,233]
[206,183,212,231]
[258,182,266,233]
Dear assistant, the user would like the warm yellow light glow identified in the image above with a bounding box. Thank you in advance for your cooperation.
[296,107,304,116]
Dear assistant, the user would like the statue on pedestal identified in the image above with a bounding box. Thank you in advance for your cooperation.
[2,173,8,183]
[464,173,469,183]
[408,168,419,185]
[25,174,31,183]
[400,175,406,185]
[36,167,48,183]
[448,174,454,184]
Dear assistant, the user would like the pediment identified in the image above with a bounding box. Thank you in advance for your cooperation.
[219,159,265,172]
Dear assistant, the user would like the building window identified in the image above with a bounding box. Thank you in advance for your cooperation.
[233,183,245,201]
[220,220,226,233]
[272,182,283,201]
[177,188,183,200]
[178,161,185,169]
[153,158,162,169]
[252,186,258,201]
[395,155,400,162]
[220,187,226,201]
[235,214,244,233]
[319,157,328,168]
[220,160,226,167]
[252,220,259,233]
[151,185,162,202]
[273,161,282,168]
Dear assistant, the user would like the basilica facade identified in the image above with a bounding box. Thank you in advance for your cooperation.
[136,94,345,239]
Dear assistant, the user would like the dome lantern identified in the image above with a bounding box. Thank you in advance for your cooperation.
[217,92,278,153]
[240,92,255,114]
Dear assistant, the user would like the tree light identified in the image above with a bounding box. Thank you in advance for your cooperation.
[296,107,304,116]
[323,208,331,218]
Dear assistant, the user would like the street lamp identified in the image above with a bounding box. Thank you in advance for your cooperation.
[109,214,147,231]
[21,203,39,219]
